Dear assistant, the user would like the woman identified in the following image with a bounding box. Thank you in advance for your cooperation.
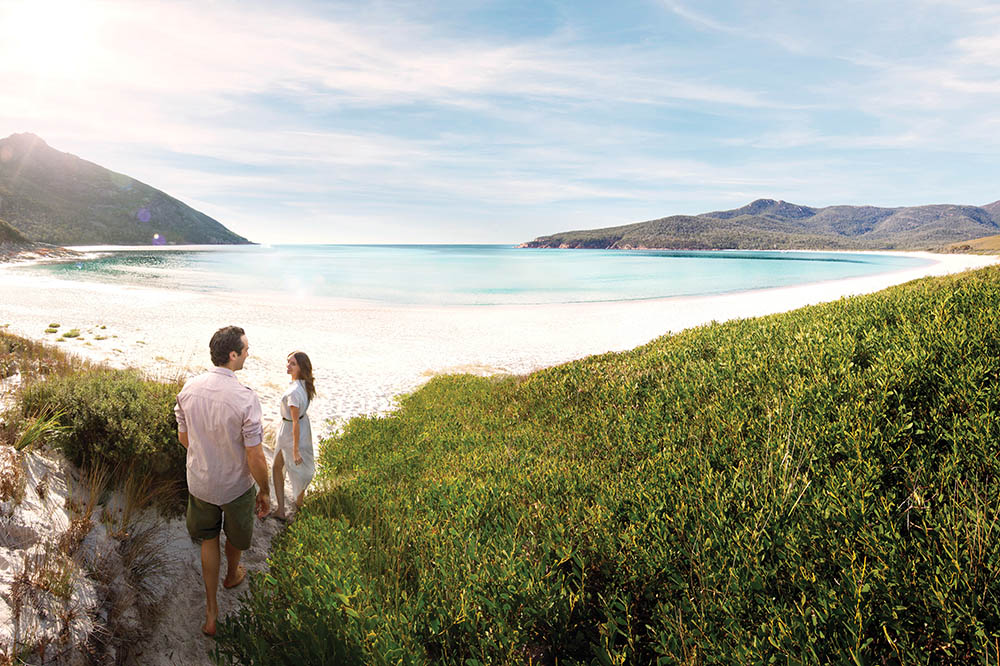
[271,351,316,522]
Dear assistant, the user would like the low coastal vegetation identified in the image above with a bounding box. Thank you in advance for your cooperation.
[19,370,185,494]
[0,330,81,383]
[2,329,183,489]
[218,266,1000,664]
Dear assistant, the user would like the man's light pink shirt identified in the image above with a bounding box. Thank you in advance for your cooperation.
[175,367,263,505]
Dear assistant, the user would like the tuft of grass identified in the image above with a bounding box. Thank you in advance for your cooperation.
[44,328,58,334]
[0,446,27,506]
[59,464,109,556]
[8,546,75,660]
[32,550,74,601]
[218,266,1000,665]
[12,405,67,452]
[60,330,80,339]
[84,465,178,661]
[47,323,60,329]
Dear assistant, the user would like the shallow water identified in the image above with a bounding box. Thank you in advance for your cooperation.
[20,245,931,306]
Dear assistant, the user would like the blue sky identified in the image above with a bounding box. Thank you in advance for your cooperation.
[1,0,999,244]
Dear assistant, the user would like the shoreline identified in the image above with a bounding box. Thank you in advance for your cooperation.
[1,250,996,441]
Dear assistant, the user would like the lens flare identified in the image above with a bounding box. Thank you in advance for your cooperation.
[152,233,166,246]
[137,208,151,222]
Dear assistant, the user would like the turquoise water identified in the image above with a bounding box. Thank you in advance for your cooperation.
[21,245,932,306]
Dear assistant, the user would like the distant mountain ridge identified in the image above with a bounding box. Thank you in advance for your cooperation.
[0,133,250,245]
[521,198,1000,251]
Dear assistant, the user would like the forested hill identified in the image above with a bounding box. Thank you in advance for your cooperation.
[521,198,1000,250]
[0,133,251,245]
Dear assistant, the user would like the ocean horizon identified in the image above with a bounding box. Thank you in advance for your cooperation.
[16,244,933,307]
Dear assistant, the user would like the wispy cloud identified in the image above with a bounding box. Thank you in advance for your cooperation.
[659,0,810,54]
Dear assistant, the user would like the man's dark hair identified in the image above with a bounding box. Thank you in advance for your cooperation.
[210,326,246,367]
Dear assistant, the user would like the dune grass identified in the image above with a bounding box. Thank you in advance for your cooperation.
[0,329,84,382]
[216,266,1000,665]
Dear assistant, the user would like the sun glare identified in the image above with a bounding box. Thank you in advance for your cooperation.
[2,0,102,79]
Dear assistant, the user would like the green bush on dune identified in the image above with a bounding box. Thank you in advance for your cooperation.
[217,266,1000,665]
[20,369,185,489]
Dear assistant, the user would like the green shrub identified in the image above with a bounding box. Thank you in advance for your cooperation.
[20,369,185,492]
[217,266,1000,665]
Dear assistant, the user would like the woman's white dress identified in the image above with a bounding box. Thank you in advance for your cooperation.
[276,379,315,499]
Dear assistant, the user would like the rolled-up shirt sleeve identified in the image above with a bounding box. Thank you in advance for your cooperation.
[174,397,187,433]
[242,393,263,447]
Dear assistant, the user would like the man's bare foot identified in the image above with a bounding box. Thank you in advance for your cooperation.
[270,510,288,523]
[223,565,246,589]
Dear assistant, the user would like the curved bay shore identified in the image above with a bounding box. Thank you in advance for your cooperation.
[1,250,997,442]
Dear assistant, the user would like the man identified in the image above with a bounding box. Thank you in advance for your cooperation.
[175,325,270,637]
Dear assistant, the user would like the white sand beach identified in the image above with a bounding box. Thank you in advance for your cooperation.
[1,250,997,439]
[1,249,997,664]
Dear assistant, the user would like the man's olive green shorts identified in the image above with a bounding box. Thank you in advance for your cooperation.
[186,485,256,550]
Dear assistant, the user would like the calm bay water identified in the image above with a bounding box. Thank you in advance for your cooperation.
[22,245,932,306]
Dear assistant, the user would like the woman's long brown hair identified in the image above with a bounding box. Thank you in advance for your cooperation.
[290,351,316,401]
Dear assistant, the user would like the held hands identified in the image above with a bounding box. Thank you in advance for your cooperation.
[255,489,270,519]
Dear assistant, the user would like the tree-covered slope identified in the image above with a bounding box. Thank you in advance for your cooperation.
[980,199,1000,222]
[217,266,1000,665]
[522,198,1000,250]
[0,216,28,244]
[0,133,250,245]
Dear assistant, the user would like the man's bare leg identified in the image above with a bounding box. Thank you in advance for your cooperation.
[222,539,244,587]
[200,537,221,636]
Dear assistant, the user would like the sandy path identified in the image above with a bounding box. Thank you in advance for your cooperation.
[134,446,287,666]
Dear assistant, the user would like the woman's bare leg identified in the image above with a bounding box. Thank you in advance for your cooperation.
[272,450,286,518]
